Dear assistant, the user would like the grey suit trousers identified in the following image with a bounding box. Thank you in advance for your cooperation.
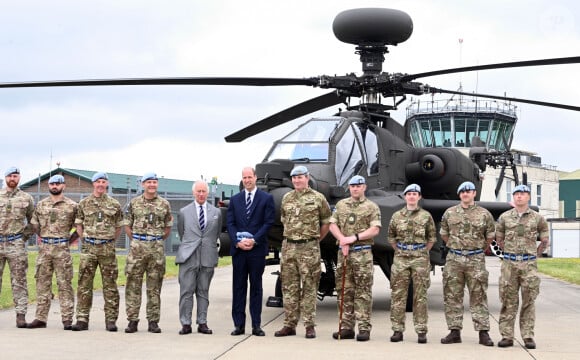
[178,252,215,326]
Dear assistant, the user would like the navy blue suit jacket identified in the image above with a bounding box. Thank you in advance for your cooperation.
[227,188,275,257]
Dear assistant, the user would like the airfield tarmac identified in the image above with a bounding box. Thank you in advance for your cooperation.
[1,256,578,360]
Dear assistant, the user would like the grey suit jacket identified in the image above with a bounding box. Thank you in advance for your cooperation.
[176,201,221,267]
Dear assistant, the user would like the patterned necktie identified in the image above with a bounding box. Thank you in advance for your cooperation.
[246,192,252,218]
[199,205,205,231]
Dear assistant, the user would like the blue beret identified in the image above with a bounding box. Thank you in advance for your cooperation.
[290,166,309,177]
[91,172,108,182]
[457,181,476,194]
[48,175,65,184]
[403,183,421,195]
[348,175,366,185]
[141,172,158,182]
[512,184,531,194]
[4,166,19,177]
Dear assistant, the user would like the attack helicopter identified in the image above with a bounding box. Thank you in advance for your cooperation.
[1,8,579,307]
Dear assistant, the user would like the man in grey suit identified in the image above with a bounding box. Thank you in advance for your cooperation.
[176,180,222,335]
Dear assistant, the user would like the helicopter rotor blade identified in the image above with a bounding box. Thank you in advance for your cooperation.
[0,77,320,88]
[401,56,580,82]
[225,91,347,142]
[428,87,580,112]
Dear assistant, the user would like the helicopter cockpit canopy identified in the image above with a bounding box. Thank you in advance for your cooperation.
[265,117,380,187]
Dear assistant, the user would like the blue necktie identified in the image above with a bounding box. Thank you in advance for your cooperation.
[199,205,205,231]
[246,192,252,218]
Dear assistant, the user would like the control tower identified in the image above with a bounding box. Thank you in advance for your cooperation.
[405,97,517,151]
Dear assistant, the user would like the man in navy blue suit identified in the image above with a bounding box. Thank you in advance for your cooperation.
[227,167,275,336]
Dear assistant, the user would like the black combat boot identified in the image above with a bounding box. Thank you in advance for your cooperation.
[27,319,47,329]
[479,330,494,346]
[71,321,89,331]
[125,320,139,333]
[390,331,403,342]
[16,314,27,328]
[523,338,536,349]
[441,329,461,344]
[148,321,162,333]
[106,321,118,332]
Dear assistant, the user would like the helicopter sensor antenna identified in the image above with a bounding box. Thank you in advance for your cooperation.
[355,43,388,75]
[333,8,413,76]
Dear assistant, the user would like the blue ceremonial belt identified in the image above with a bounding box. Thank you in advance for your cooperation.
[0,233,23,242]
[339,245,372,252]
[396,243,426,251]
[449,248,484,256]
[503,253,537,261]
[132,234,163,241]
[84,237,114,245]
[41,237,69,244]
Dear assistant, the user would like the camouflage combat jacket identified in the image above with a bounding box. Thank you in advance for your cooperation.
[75,194,123,239]
[31,196,78,238]
[330,197,381,246]
[281,187,331,240]
[440,204,495,250]
[0,188,34,235]
[388,207,436,249]
[496,208,549,255]
[124,194,173,237]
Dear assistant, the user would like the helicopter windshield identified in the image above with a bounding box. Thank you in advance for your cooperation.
[335,123,364,185]
[265,117,378,186]
[266,118,339,162]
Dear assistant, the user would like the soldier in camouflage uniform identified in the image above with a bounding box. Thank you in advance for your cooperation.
[27,175,78,330]
[124,172,173,334]
[329,175,380,342]
[71,172,123,332]
[388,184,435,344]
[440,181,495,346]
[496,184,549,350]
[0,166,34,328]
[274,166,331,339]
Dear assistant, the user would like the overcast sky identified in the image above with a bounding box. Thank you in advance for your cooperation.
[1,0,578,186]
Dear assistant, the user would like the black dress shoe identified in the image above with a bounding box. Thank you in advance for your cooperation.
[231,326,245,336]
[252,327,265,336]
[179,324,192,335]
[197,323,213,334]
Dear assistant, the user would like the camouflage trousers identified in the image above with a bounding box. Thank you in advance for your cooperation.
[280,240,321,328]
[499,259,540,340]
[442,253,490,331]
[35,244,74,322]
[335,248,373,332]
[0,239,28,314]
[125,240,166,322]
[390,253,431,333]
[76,241,119,323]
